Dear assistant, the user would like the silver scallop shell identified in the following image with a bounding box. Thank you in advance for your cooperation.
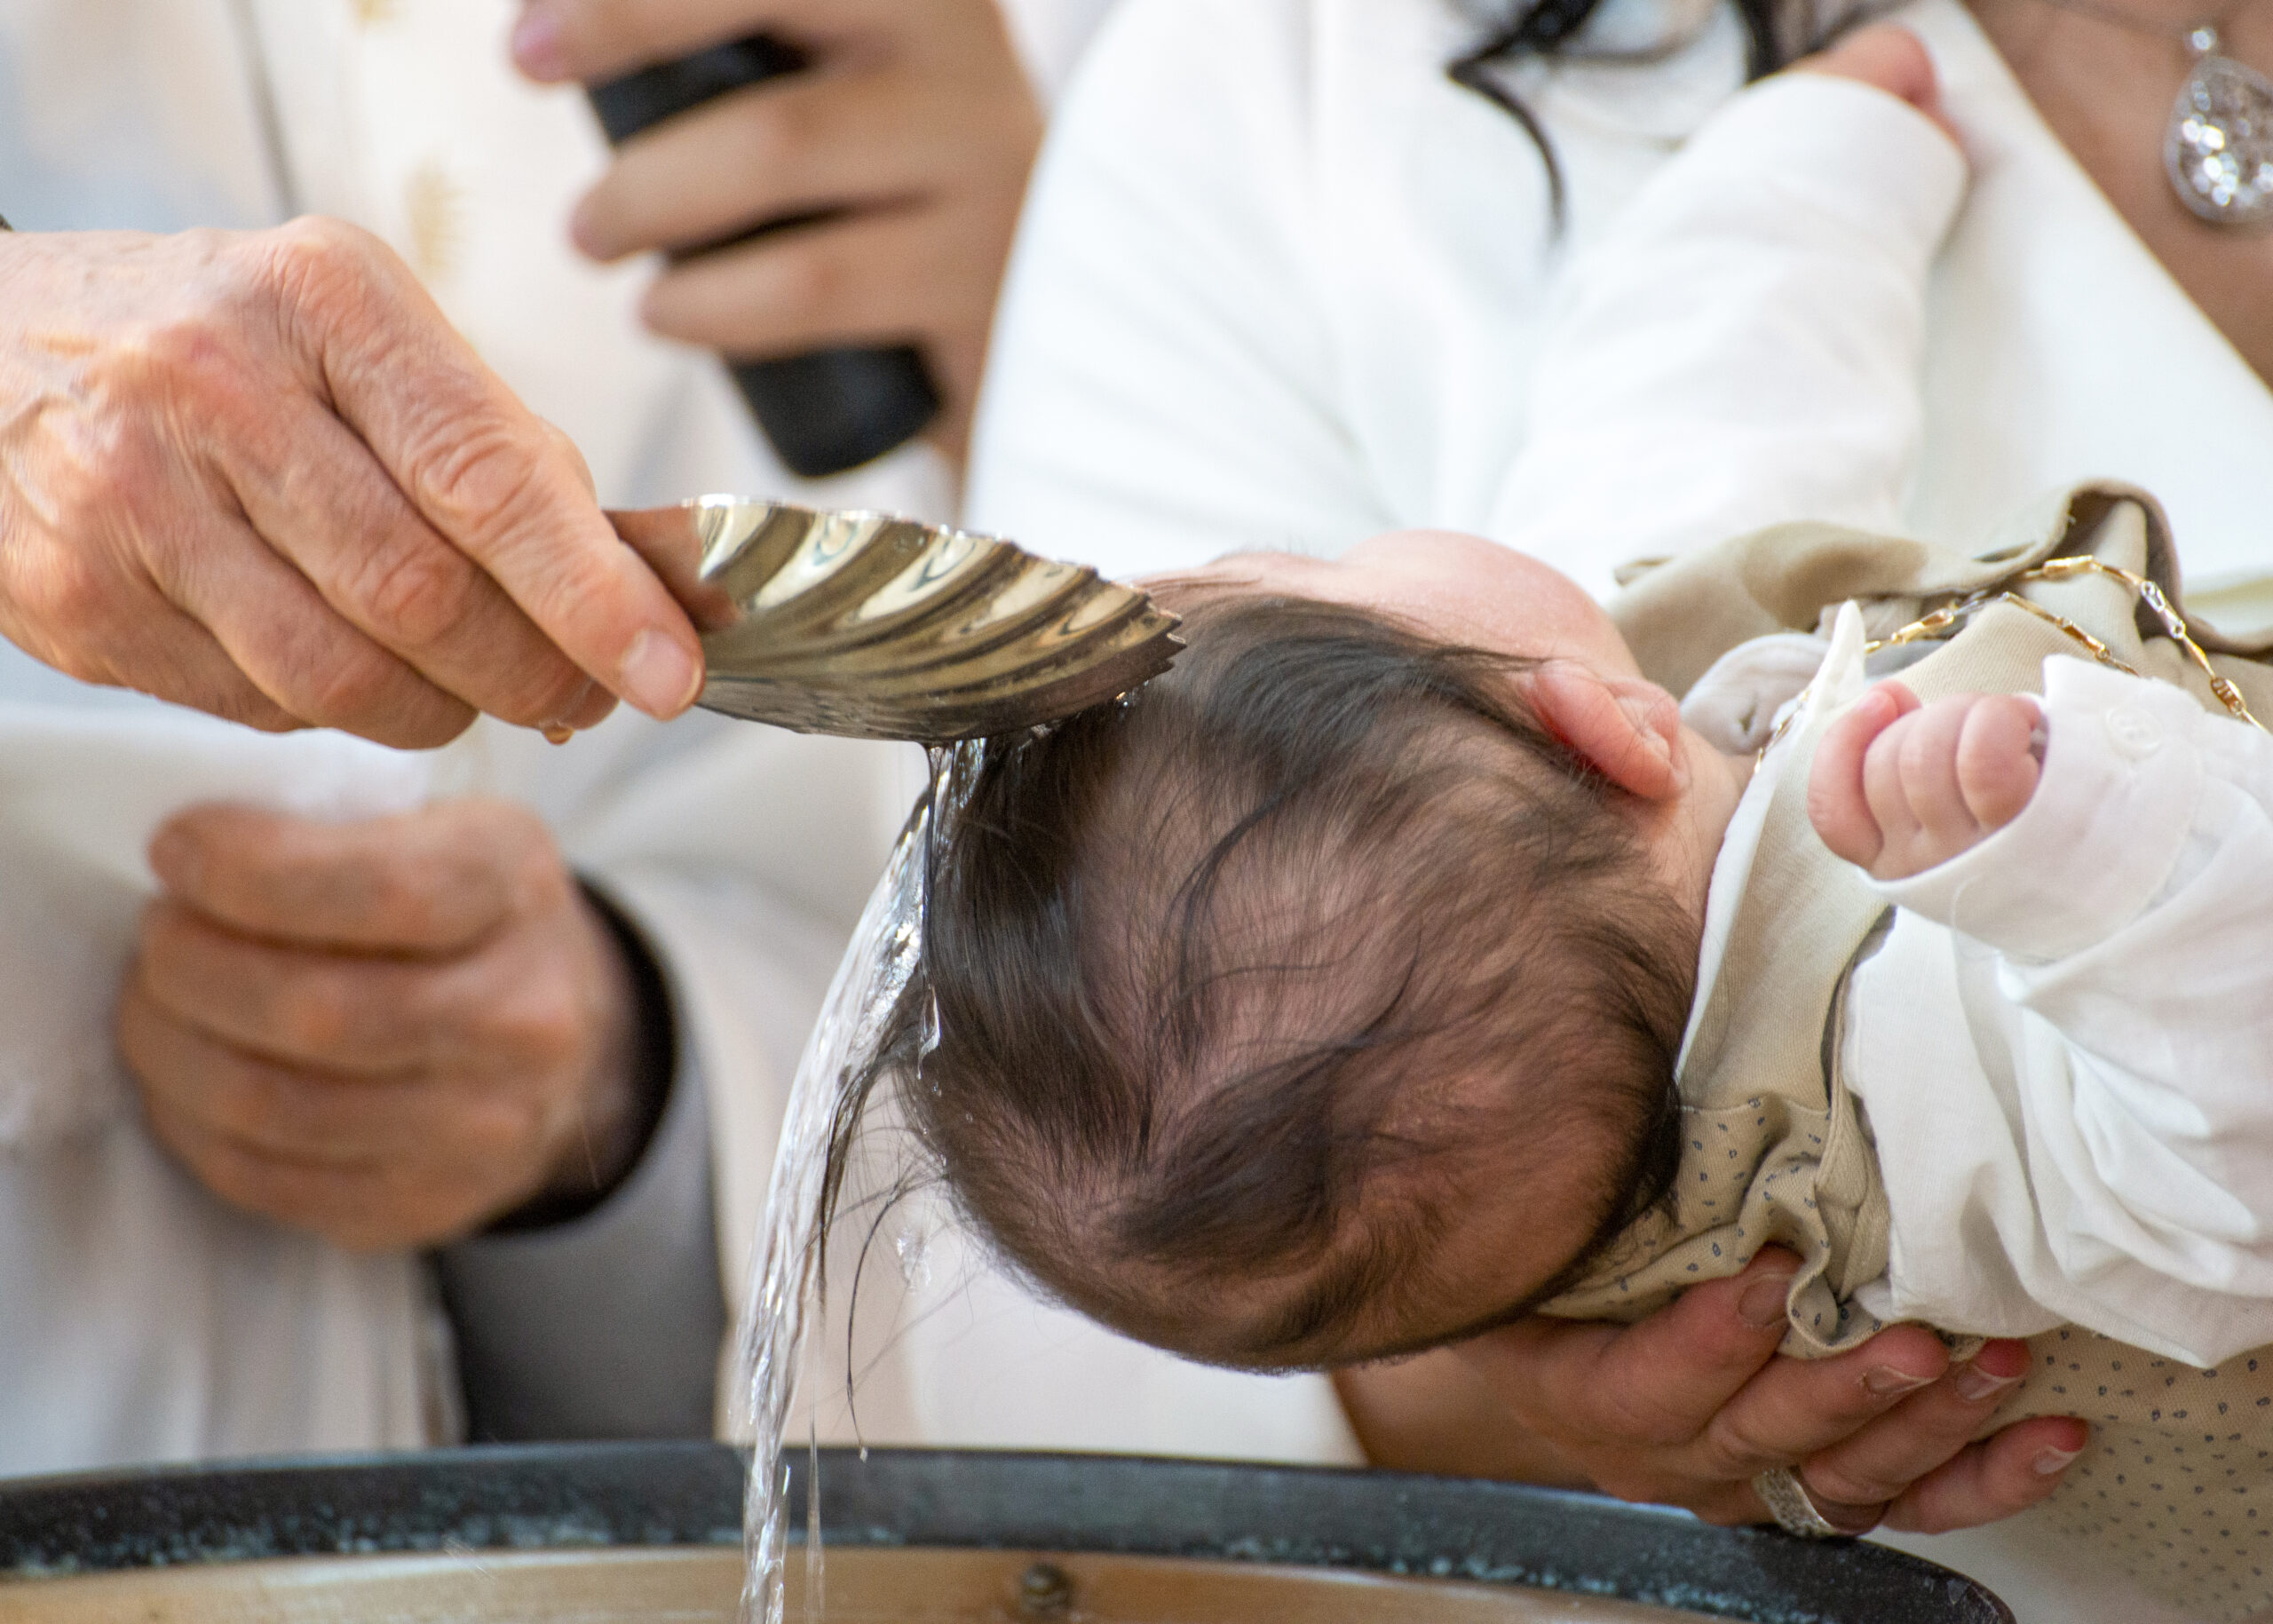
[608,497,1183,743]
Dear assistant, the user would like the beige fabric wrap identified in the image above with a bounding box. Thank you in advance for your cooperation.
[1541,483,2273,1620]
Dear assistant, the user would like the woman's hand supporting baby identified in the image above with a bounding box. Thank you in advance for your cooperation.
[1810,683,2046,880]
[1339,1249,2085,1534]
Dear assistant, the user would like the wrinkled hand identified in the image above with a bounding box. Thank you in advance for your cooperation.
[1810,682,2045,881]
[118,800,651,1251]
[1338,1250,2087,1535]
[0,224,704,748]
[512,0,1045,458]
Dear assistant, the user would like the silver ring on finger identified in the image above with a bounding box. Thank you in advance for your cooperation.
[1752,1465,1845,1539]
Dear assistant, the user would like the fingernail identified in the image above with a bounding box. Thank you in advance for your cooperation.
[1865,1366,1936,1398]
[511,4,567,79]
[2033,1446,2081,1476]
[619,628,702,717]
[1738,1272,1797,1329]
[1953,1364,2023,1403]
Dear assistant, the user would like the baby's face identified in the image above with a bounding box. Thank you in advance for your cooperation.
[1154,529,1650,686]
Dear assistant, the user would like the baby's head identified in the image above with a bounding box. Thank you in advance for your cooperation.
[911,533,1741,1370]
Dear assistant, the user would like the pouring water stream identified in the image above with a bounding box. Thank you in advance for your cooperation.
[734,745,972,1624]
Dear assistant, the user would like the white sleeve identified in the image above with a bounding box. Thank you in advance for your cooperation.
[1862,656,2273,1365]
[964,0,1399,581]
[1493,73,1967,600]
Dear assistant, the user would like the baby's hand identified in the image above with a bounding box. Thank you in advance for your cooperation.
[1792,23,1959,144]
[1808,683,2044,881]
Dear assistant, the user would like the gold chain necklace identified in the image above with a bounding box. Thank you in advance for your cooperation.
[1763,556,2266,756]
[1865,555,2266,729]
[2024,0,2273,228]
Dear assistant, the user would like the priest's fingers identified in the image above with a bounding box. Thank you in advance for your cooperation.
[137,1097,390,1250]
[131,899,502,1073]
[119,986,519,1164]
[0,224,697,738]
[148,801,551,955]
[1881,1414,2088,1535]
[0,566,305,738]
[223,394,595,733]
[137,1091,501,1254]
[1793,1337,2033,1509]
[127,241,580,733]
[123,818,645,1247]
[0,230,469,743]
[130,495,473,748]
[129,882,620,1082]
[281,219,702,721]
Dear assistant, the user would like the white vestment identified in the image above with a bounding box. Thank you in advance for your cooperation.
[0,0,929,1471]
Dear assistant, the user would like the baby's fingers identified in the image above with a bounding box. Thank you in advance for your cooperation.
[1954,694,2043,835]
[1809,683,1920,867]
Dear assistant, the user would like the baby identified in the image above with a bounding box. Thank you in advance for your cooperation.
[901,26,2273,1620]
[920,535,1743,1365]
[912,28,1999,1367]
[917,500,2273,1355]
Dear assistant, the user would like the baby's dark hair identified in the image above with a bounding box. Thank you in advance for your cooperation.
[907,591,1694,1368]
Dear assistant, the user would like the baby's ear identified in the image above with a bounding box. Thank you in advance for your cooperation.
[1527,665,1688,801]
